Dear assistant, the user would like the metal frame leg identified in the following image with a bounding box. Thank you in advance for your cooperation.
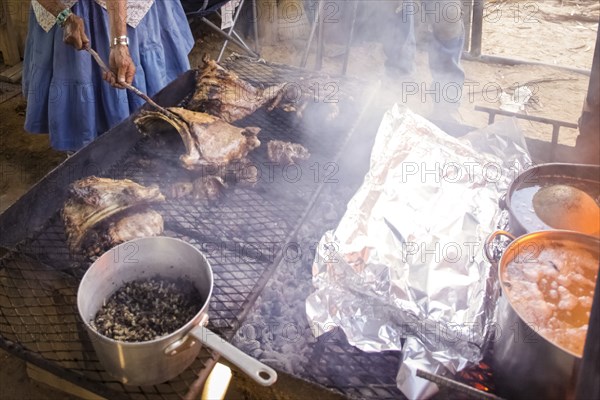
[216,0,260,62]
[201,16,258,60]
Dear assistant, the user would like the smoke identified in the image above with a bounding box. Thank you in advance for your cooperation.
[265,1,470,175]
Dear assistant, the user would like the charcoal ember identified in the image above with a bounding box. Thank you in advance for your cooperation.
[229,172,363,379]
[91,277,203,342]
[251,348,263,359]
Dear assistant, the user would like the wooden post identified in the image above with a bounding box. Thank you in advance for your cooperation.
[576,25,600,165]
[0,0,21,65]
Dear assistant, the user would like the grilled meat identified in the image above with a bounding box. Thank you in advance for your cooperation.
[168,176,226,202]
[168,180,194,199]
[134,108,261,170]
[105,209,164,243]
[267,140,311,164]
[83,209,164,258]
[193,176,226,200]
[187,55,285,123]
[62,177,165,254]
[220,158,259,186]
[267,77,342,121]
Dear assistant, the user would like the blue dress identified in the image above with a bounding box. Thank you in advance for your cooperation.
[22,0,195,151]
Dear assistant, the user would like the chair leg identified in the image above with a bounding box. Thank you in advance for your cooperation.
[218,0,257,61]
[201,16,258,60]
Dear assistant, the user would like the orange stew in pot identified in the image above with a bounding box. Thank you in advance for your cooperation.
[502,240,599,356]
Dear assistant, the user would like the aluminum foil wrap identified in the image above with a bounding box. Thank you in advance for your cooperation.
[306,105,531,398]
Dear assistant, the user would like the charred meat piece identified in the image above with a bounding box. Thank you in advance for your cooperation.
[220,158,260,187]
[134,107,261,170]
[167,180,194,199]
[193,176,226,201]
[267,140,311,164]
[167,176,226,202]
[267,78,341,121]
[83,209,164,258]
[62,177,165,254]
[187,55,285,123]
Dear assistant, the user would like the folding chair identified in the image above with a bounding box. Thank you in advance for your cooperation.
[182,0,260,62]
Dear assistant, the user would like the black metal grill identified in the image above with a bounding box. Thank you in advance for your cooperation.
[0,56,368,398]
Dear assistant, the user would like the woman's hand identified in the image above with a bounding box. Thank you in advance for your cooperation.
[62,14,89,50]
[103,45,136,89]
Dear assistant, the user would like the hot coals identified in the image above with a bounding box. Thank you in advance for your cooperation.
[91,276,203,342]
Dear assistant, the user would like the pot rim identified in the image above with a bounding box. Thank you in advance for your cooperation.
[77,236,214,347]
[497,229,600,358]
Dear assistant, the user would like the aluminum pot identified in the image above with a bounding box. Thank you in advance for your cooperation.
[500,163,600,236]
[77,237,277,387]
[485,230,600,400]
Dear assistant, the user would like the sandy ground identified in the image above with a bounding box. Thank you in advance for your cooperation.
[0,0,598,398]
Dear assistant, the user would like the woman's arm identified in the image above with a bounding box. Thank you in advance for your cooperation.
[105,0,135,87]
[36,0,89,49]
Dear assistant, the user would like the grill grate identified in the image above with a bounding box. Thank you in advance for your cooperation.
[307,331,404,399]
[1,56,366,398]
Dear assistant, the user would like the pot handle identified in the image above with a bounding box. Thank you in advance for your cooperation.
[484,230,516,263]
[189,325,278,386]
[498,193,507,210]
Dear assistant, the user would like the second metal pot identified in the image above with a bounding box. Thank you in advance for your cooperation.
[500,163,600,236]
[77,237,277,387]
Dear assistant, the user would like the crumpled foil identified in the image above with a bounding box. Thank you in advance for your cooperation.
[306,105,531,398]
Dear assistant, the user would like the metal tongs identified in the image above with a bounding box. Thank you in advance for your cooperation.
[84,46,179,119]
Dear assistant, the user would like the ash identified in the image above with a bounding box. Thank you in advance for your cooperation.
[91,276,203,342]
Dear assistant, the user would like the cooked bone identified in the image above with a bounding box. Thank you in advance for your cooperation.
[62,177,165,252]
[188,55,285,122]
[134,108,261,170]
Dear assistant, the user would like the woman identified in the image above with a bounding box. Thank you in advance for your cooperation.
[22,0,195,152]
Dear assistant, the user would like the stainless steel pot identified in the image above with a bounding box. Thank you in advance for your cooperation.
[500,163,600,236]
[485,230,600,400]
[77,237,277,387]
